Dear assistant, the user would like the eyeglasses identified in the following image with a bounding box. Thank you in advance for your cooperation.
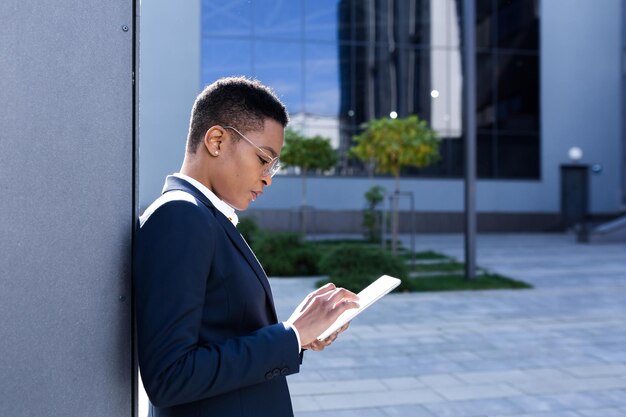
[223,126,281,178]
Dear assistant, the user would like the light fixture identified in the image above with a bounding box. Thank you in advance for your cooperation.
[430,89,440,98]
[389,111,398,119]
[568,146,583,162]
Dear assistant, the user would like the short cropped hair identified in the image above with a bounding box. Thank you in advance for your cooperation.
[186,76,289,153]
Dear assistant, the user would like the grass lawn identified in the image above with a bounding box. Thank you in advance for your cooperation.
[411,261,465,273]
[405,273,532,292]
[400,250,452,261]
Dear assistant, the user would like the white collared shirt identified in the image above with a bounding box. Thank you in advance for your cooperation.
[171,172,302,352]
[172,173,239,226]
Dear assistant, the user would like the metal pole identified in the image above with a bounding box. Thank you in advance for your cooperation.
[463,0,477,279]
[408,192,416,266]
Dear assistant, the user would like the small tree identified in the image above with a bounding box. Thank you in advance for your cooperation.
[351,115,440,254]
[363,185,386,242]
[281,128,337,233]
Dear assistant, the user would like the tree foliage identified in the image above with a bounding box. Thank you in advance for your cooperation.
[281,128,337,173]
[350,115,440,179]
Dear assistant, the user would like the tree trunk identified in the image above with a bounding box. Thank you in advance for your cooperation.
[300,172,307,235]
[392,175,400,254]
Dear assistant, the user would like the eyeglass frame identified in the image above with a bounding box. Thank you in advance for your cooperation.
[222,125,281,178]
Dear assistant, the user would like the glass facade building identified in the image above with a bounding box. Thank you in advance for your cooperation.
[201,0,540,179]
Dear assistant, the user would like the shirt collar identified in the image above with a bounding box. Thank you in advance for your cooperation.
[172,173,239,226]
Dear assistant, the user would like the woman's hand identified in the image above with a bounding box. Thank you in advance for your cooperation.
[302,322,350,351]
[287,283,359,348]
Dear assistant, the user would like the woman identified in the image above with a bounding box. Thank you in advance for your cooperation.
[133,76,359,417]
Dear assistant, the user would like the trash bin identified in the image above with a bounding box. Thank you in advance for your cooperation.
[560,164,589,242]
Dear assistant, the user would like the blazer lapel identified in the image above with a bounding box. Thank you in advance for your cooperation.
[162,176,278,321]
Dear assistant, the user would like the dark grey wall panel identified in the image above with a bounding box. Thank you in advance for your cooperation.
[0,1,135,416]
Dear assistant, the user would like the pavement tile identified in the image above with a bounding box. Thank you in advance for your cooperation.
[419,374,466,388]
[513,377,626,396]
[549,392,612,409]
[313,389,444,411]
[577,407,626,417]
[433,384,522,401]
[593,390,626,406]
[292,396,321,412]
[506,395,571,413]
[266,234,626,415]
[489,412,582,417]
[381,404,437,416]
[296,408,387,417]
[562,364,626,378]
[381,377,427,390]
[289,378,387,396]
[455,370,534,384]
[423,398,523,417]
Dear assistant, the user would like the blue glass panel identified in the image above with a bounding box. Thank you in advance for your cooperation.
[304,0,339,42]
[253,0,303,40]
[202,0,252,37]
[253,41,303,113]
[496,53,539,132]
[305,43,340,117]
[201,39,252,87]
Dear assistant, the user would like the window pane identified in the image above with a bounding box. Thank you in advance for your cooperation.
[253,0,303,40]
[305,0,340,42]
[496,53,539,132]
[305,43,340,117]
[202,39,252,87]
[253,41,303,113]
[431,0,464,48]
[496,0,539,50]
[475,0,495,48]
[496,134,540,178]
[476,52,495,130]
[430,49,463,138]
[202,0,252,37]
[338,0,429,46]
[477,132,496,177]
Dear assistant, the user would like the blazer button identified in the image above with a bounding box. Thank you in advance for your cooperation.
[272,368,280,377]
[281,367,289,375]
[265,371,273,380]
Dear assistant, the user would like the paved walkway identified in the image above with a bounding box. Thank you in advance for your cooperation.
[270,234,626,417]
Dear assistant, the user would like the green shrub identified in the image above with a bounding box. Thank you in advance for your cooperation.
[317,244,408,292]
[252,232,320,277]
[237,216,260,244]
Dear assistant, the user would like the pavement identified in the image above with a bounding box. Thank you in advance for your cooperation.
[270,233,626,417]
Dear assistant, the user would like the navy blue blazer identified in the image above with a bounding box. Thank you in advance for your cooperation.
[133,176,301,417]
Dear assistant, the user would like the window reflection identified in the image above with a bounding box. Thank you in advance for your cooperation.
[254,0,303,40]
[253,41,303,114]
[202,0,252,37]
[496,53,539,131]
[201,40,252,87]
[304,0,339,42]
[200,0,540,179]
[305,43,340,117]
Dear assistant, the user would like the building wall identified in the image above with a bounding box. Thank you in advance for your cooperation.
[541,0,624,215]
[139,0,625,231]
[0,1,135,416]
[139,0,201,204]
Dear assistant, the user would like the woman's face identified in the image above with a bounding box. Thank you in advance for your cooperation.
[209,118,284,211]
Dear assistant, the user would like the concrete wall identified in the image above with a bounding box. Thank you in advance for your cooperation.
[139,0,625,230]
[542,0,624,215]
[139,0,201,204]
[0,1,136,416]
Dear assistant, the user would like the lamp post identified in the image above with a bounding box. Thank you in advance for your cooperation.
[463,0,477,279]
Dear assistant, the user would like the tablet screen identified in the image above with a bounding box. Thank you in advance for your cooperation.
[317,275,401,341]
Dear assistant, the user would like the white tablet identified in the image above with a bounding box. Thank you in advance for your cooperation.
[317,275,401,341]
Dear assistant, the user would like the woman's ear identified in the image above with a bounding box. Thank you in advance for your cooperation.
[203,126,223,157]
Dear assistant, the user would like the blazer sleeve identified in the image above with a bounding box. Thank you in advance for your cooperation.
[133,199,301,408]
